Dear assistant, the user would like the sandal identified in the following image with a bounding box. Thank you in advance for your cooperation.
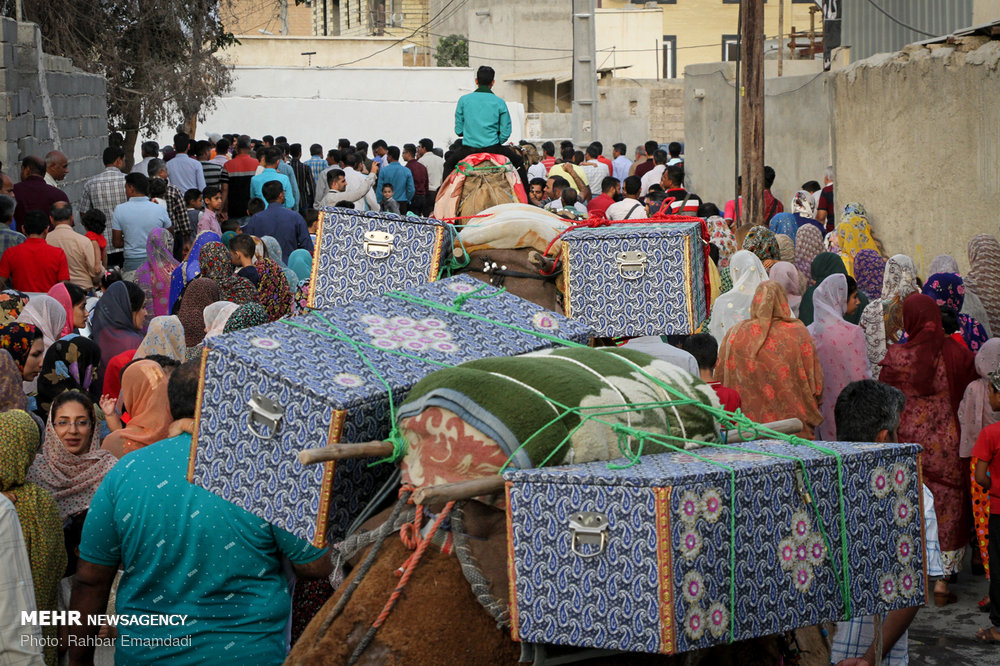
[934,590,958,606]
[976,626,1000,643]
[980,596,992,613]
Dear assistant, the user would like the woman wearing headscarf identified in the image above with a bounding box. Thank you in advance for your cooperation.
[134,315,186,363]
[90,281,146,381]
[835,205,884,276]
[177,278,221,347]
[799,253,870,327]
[793,224,824,279]
[789,189,826,237]
[27,391,116,577]
[46,283,76,338]
[768,213,798,244]
[222,303,269,334]
[922,273,989,352]
[879,293,977,603]
[716,281,823,439]
[168,230,222,313]
[203,302,239,340]
[706,216,738,270]
[101,360,173,458]
[0,322,44,385]
[221,230,237,248]
[807,274,872,440]
[198,241,256,304]
[262,235,300,292]
[959,339,1000,593]
[16,295,67,353]
[742,226,780,269]
[929,253,994,338]
[0,409,66,665]
[288,249,314,283]
[851,249,886,302]
[774,234,795,263]
[36,336,102,420]
[708,250,769,344]
[860,255,919,375]
[254,258,294,323]
[135,228,180,322]
[0,288,28,324]
[768,261,804,318]
[0,350,27,412]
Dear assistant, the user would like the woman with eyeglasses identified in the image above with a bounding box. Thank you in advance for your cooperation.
[27,390,116,577]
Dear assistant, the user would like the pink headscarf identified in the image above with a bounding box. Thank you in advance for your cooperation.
[47,284,75,337]
[768,261,803,318]
[958,338,1000,457]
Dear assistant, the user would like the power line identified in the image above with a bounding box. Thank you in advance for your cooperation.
[864,0,938,38]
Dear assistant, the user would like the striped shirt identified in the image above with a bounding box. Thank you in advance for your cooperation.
[200,160,229,190]
[80,166,127,246]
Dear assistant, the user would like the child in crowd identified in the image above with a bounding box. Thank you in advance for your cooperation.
[82,209,108,271]
[845,275,862,318]
[198,185,224,235]
[683,333,742,413]
[229,233,260,286]
[149,178,168,207]
[185,189,203,231]
[973,368,1000,644]
[380,184,400,214]
[304,209,320,245]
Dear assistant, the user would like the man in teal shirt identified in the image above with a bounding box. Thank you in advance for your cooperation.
[444,66,526,183]
[69,362,331,666]
[250,147,296,210]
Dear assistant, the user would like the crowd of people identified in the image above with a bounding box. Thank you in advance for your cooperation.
[0,63,998,664]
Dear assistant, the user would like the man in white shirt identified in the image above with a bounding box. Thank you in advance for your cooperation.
[605,176,646,221]
[130,141,159,176]
[611,143,632,184]
[417,138,444,204]
[0,494,45,665]
[579,145,610,197]
[639,149,667,197]
[320,156,379,211]
[165,133,206,193]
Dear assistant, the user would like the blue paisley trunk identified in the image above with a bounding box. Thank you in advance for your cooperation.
[505,440,925,655]
[189,275,592,546]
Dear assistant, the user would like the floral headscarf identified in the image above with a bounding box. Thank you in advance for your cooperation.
[775,234,795,262]
[742,226,780,265]
[836,211,884,276]
[922,272,989,352]
[852,249,887,301]
[0,289,28,324]
[794,225,824,278]
[859,254,919,373]
[199,242,256,305]
[707,216,738,270]
[203,302,240,339]
[222,303,269,334]
[769,213,798,243]
[36,336,102,417]
[791,190,817,218]
[0,350,27,411]
[134,315,187,362]
[168,230,222,313]
[135,228,179,318]
[0,322,41,373]
[254,259,293,322]
[177,278,221,347]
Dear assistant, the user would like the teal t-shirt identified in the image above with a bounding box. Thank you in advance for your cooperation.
[79,435,326,665]
[454,87,512,149]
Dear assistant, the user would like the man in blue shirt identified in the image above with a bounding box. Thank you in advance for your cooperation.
[443,66,526,185]
[111,173,173,272]
[69,361,331,666]
[375,146,415,214]
[243,180,314,260]
[250,147,296,210]
[165,133,206,193]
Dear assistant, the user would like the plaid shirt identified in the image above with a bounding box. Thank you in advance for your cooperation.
[164,184,190,238]
[0,228,25,256]
[80,167,127,246]
[305,155,327,184]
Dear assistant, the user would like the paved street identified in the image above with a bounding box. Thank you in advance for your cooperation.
[910,559,997,664]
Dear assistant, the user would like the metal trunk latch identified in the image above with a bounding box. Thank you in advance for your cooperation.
[247,393,283,439]
[616,251,647,280]
[363,230,395,258]
[568,511,609,558]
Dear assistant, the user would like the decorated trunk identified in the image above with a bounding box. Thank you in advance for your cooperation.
[560,222,707,337]
[310,207,450,309]
[505,440,924,655]
[188,275,592,547]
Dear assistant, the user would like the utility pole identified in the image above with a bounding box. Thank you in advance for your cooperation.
[739,0,765,228]
[571,0,598,146]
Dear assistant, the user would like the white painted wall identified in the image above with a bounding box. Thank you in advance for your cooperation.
[151,66,524,154]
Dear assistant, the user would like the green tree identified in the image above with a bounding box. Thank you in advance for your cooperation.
[436,34,468,67]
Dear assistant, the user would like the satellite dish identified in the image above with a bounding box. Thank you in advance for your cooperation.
[390,12,404,26]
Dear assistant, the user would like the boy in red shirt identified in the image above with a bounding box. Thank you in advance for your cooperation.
[0,209,69,292]
[82,209,108,269]
[973,368,1000,643]
[682,333,741,413]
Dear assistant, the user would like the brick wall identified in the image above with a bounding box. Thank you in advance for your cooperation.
[0,18,108,206]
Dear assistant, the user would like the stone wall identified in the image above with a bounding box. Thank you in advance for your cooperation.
[0,18,108,206]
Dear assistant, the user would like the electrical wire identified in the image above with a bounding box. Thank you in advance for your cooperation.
[864,0,938,38]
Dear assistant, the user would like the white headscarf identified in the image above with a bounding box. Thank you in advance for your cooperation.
[809,274,848,335]
[16,294,67,351]
[859,254,918,375]
[710,250,769,344]
[203,302,240,339]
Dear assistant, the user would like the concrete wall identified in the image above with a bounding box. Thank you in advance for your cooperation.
[221,0,314,36]
[594,8,664,80]
[683,61,832,212]
[223,34,404,67]
[150,66,524,153]
[0,18,108,206]
[833,37,1000,275]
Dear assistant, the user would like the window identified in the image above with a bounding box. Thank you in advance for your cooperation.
[632,0,676,4]
[662,35,677,79]
[722,34,740,61]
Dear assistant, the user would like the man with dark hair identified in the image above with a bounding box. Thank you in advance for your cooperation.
[639,149,667,197]
[0,209,69,291]
[112,172,172,272]
[288,143,314,216]
[375,146,415,214]
[417,138,443,210]
[47,201,102,289]
[657,166,702,216]
[547,148,591,203]
[682,333,741,412]
[579,145,610,198]
[44,150,69,189]
[81,146,127,266]
[242,180,313,260]
[667,141,683,167]
[829,379,941,666]
[542,175,569,206]
[167,132,206,193]
[0,195,24,254]
[611,143,631,184]
[634,140,659,179]
[540,141,557,173]
[402,143,429,216]
[316,152,378,210]
[371,139,389,167]
[527,177,547,207]
[355,141,373,172]
[211,138,231,167]
[68,361,332,666]
[261,134,274,148]
[762,165,784,222]
[197,141,229,217]
[589,141,613,177]
[249,147,296,210]
[12,155,69,232]
[225,135,259,220]
[587,176,619,218]
[604,175,645,221]
[306,143,326,185]
[131,140,160,175]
